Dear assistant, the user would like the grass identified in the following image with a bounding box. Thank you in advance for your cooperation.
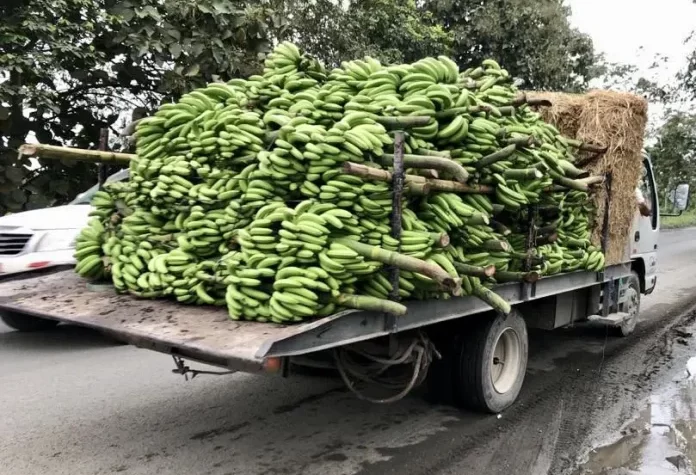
[661,208,696,229]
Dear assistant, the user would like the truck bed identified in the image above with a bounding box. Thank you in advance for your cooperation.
[0,265,631,371]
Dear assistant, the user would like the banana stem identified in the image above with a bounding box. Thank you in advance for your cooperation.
[535,223,558,235]
[503,168,543,180]
[475,144,517,170]
[431,232,450,248]
[375,116,431,129]
[557,159,589,179]
[332,293,407,316]
[480,239,511,252]
[453,262,496,278]
[576,175,605,186]
[405,182,431,195]
[505,135,536,148]
[490,219,512,236]
[511,93,552,108]
[415,148,451,158]
[472,285,511,315]
[380,153,469,183]
[415,169,440,179]
[578,142,608,154]
[536,233,558,246]
[549,170,590,192]
[334,238,462,296]
[491,203,505,215]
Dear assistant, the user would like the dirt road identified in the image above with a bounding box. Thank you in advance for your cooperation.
[1,228,695,475]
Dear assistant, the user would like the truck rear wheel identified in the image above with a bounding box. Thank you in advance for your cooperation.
[615,271,641,337]
[452,310,528,413]
[1,311,59,332]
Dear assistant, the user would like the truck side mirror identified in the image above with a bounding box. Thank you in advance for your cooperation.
[674,183,690,212]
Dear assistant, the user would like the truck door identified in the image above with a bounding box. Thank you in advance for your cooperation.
[631,155,659,292]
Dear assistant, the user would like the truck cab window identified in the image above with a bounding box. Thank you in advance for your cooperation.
[641,160,658,229]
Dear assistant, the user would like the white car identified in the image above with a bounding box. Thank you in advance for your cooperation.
[0,169,128,278]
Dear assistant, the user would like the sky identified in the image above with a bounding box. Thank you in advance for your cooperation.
[569,0,696,83]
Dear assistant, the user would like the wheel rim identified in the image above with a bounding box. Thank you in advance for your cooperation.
[620,286,639,334]
[491,327,522,394]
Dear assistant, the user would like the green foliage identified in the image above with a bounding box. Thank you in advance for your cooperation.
[646,113,696,208]
[285,0,453,67]
[425,0,596,91]
[0,0,284,213]
[661,207,696,229]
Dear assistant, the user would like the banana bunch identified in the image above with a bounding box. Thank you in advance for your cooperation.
[74,218,107,279]
[73,41,607,323]
[420,193,488,233]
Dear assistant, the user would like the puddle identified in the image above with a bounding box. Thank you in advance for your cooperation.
[575,357,696,474]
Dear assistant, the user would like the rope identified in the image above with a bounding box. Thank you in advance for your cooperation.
[333,332,440,404]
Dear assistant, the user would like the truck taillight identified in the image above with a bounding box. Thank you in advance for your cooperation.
[263,357,282,373]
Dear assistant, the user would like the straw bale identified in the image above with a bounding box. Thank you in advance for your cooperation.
[528,90,648,265]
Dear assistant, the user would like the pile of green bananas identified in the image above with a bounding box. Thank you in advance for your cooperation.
[74,42,604,323]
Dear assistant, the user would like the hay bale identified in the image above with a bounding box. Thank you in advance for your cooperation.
[527,92,585,138]
[528,90,648,265]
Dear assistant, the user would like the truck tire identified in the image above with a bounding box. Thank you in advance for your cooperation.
[452,309,528,413]
[615,272,641,337]
[0,311,59,332]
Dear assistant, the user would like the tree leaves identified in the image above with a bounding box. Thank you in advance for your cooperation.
[183,63,200,77]
[169,43,182,59]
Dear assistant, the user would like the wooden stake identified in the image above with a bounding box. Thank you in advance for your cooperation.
[19,143,134,164]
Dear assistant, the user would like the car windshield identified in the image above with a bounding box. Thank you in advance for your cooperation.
[70,169,130,205]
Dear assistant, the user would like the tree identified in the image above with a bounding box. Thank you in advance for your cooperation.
[284,0,452,67]
[647,112,696,208]
[424,0,596,91]
[0,0,285,213]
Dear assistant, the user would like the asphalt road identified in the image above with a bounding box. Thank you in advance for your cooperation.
[2,227,696,475]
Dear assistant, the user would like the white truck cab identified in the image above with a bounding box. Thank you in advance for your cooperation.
[0,169,128,278]
[630,152,660,295]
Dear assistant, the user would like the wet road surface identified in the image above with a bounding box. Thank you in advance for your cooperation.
[1,227,696,475]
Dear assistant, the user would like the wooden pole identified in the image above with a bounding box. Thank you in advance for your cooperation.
[342,162,493,194]
[19,144,134,164]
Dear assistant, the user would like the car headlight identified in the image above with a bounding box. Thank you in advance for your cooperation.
[36,229,81,252]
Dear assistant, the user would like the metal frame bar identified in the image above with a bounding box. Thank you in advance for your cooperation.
[263,263,631,358]
[386,131,405,331]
